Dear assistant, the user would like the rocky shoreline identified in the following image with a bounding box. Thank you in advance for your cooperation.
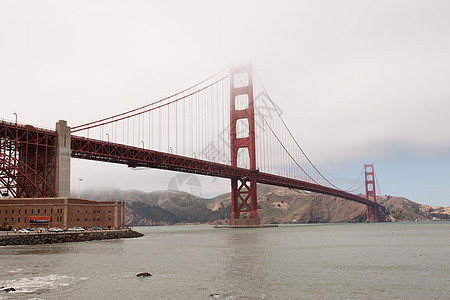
[0,229,144,246]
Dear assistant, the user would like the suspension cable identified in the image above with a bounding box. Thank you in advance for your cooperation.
[254,105,320,185]
[72,69,229,131]
[253,70,341,190]
[346,181,365,193]
[344,166,364,192]
[72,74,231,133]
[374,171,383,196]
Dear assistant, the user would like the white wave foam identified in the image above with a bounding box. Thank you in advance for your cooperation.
[0,274,81,295]
[8,269,23,273]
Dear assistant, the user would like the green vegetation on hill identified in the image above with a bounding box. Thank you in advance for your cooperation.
[125,192,231,225]
[388,205,422,221]
[127,201,179,223]
[382,198,449,221]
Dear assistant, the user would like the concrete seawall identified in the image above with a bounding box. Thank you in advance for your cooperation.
[0,230,144,246]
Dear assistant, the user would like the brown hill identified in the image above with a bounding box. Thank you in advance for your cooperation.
[79,185,449,225]
[280,195,368,223]
[200,184,386,223]
[256,185,388,223]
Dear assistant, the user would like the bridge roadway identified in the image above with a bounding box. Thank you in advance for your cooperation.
[71,135,382,208]
[0,120,380,208]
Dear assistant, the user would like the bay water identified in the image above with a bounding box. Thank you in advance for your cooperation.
[1,222,449,299]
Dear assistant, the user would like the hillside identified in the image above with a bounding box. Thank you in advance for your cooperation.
[377,195,450,221]
[80,185,449,225]
[203,185,379,223]
[82,188,230,226]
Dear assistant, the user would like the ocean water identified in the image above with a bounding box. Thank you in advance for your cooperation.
[0,222,449,299]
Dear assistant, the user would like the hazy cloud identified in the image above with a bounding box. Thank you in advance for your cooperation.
[1,0,449,206]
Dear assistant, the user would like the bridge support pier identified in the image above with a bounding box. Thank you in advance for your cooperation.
[55,120,71,198]
[367,205,378,222]
[229,175,260,227]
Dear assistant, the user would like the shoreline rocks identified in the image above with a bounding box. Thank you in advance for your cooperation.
[0,230,144,246]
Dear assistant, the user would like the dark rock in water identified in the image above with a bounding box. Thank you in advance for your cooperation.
[209,293,220,298]
[136,272,152,277]
[0,287,15,293]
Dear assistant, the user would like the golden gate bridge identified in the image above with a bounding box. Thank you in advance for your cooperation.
[0,65,384,225]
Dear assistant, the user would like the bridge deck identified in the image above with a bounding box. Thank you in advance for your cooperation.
[71,135,381,208]
[1,120,381,208]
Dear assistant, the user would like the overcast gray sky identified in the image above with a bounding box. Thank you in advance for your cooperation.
[1,0,449,207]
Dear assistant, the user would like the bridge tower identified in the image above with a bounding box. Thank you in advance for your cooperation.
[229,65,260,226]
[365,163,378,222]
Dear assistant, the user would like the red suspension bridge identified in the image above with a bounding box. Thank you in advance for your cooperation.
[0,65,383,224]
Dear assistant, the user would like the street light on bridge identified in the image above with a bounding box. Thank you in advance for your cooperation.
[13,113,17,126]
[105,133,109,143]
[78,178,83,199]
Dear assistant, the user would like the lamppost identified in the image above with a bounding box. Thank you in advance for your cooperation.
[13,113,17,126]
[105,133,109,143]
[78,178,83,199]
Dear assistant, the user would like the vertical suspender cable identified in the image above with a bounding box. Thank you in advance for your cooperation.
[158,105,161,150]
[176,94,178,154]
[148,111,153,149]
[167,99,170,152]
